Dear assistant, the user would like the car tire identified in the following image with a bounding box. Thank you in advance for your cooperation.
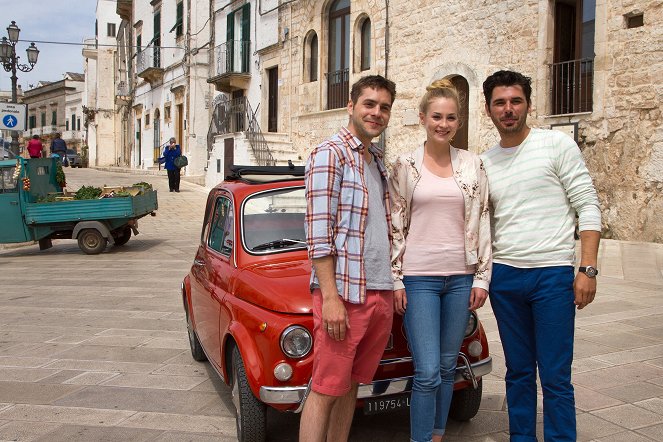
[77,229,107,255]
[113,227,132,246]
[232,346,266,442]
[449,379,482,422]
[185,304,206,362]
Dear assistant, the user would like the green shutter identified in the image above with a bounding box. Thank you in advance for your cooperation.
[176,2,183,36]
[241,4,250,72]
[227,12,234,71]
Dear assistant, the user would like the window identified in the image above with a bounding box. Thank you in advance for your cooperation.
[327,0,350,109]
[226,4,250,73]
[208,197,234,255]
[107,23,116,37]
[174,1,184,37]
[41,112,46,127]
[360,19,371,71]
[136,34,142,53]
[551,0,595,114]
[626,12,644,28]
[29,115,36,129]
[145,113,150,127]
[71,113,76,131]
[1,167,18,193]
[153,108,161,163]
[66,120,69,131]
[164,104,171,121]
[77,118,81,131]
[154,10,161,68]
[51,110,57,125]
[305,32,318,82]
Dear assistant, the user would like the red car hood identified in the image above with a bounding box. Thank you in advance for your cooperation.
[234,257,312,314]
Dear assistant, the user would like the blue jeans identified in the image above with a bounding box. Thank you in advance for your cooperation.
[403,275,473,442]
[489,264,576,442]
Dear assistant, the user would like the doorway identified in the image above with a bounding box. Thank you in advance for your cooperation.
[267,67,278,133]
[450,76,469,150]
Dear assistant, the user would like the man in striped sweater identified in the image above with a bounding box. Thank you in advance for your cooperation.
[480,70,601,442]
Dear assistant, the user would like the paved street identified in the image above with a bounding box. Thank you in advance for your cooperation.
[1,167,663,441]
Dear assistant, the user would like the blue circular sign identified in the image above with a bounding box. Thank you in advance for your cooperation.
[2,114,18,128]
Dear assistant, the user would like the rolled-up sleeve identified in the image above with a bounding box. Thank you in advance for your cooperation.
[305,145,341,260]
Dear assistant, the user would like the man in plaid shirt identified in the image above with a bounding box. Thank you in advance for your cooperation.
[300,75,397,442]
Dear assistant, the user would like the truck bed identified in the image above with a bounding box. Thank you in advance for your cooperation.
[24,190,158,225]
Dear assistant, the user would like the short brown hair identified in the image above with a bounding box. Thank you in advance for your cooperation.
[350,75,397,105]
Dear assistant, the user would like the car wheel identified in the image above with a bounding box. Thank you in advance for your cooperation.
[185,304,206,362]
[113,227,132,246]
[77,229,107,255]
[449,379,482,422]
[231,346,266,442]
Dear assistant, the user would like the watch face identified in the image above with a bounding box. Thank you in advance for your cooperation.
[585,266,598,277]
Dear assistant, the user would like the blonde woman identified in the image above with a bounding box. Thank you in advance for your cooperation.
[389,79,492,442]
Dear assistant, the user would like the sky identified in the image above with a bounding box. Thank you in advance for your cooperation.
[0,0,97,92]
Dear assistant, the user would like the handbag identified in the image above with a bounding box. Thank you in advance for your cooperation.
[174,155,188,168]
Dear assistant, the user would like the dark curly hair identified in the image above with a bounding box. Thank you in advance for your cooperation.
[483,70,532,107]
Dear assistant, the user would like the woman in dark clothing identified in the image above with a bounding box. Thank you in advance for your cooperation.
[159,137,182,192]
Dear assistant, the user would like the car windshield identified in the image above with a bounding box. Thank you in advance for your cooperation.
[242,186,306,254]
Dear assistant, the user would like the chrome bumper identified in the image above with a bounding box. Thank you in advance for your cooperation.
[259,356,492,412]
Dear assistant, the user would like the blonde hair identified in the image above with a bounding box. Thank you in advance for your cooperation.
[418,79,464,116]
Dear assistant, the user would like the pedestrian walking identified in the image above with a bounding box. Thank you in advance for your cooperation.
[50,133,68,165]
[300,75,397,442]
[26,135,43,158]
[480,70,601,441]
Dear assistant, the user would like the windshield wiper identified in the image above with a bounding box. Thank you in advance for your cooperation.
[251,238,306,251]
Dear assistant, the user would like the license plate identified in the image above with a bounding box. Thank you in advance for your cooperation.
[363,393,411,415]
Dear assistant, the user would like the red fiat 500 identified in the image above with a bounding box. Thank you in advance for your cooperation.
[182,165,492,441]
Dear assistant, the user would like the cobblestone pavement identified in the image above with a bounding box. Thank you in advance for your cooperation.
[1,167,663,441]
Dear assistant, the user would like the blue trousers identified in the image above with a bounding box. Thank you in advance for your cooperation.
[403,275,473,442]
[490,264,576,442]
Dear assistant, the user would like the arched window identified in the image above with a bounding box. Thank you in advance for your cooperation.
[310,33,318,81]
[327,0,350,109]
[360,19,371,71]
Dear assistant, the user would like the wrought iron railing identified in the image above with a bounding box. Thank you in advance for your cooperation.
[206,96,275,166]
[326,68,349,110]
[215,40,251,76]
[550,58,594,115]
[136,46,161,74]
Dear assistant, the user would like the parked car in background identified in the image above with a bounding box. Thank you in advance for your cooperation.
[1,146,15,160]
[65,149,83,167]
[181,165,492,442]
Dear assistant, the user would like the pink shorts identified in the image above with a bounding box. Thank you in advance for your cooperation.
[311,289,394,397]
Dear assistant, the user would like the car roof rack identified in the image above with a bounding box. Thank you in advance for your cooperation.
[226,163,305,183]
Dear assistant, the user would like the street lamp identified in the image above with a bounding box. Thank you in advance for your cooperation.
[0,21,39,157]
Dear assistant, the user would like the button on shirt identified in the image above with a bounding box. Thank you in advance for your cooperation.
[305,127,392,304]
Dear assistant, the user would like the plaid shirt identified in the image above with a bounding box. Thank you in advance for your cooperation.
[305,127,392,304]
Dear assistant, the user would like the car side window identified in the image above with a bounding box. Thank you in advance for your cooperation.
[208,197,234,256]
[1,167,18,193]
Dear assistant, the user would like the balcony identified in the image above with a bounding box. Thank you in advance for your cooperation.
[116,81,131,104]
[82,38,97,59]
[137,47,164,84]
[326,68,349,110]
[207,40,251,93]
[550,58,594,115]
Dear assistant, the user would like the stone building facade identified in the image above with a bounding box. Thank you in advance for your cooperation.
[266,0,663,242]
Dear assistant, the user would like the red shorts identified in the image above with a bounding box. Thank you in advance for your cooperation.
[311,289,394,396]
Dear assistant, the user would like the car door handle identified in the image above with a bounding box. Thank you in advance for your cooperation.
[10,201,18,206]
[193,258,205,266]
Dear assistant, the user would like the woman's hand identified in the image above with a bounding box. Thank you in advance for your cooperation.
[394,289,407,315]
[469,287,488,310]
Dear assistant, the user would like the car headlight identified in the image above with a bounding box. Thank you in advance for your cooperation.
[464,311,478,337]
[280,325,312,359]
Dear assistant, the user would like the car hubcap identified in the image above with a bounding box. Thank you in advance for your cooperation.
[83,234,99,248]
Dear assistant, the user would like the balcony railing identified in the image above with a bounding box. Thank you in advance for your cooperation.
[207,96,275,166]
[215,40,250,76]
[136,47,162,74]
[326,68,349,110]
[550,58,594,115]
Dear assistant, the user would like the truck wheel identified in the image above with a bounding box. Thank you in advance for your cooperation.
[113,227,132,246]
[449,379,482,422]
[185,304,206,362]
[77,229,107,255]
[231,346,266,442]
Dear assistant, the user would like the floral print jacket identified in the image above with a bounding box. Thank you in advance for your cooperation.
[389,144,492,291]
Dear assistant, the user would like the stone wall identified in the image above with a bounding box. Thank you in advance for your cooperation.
[271,0,663,241]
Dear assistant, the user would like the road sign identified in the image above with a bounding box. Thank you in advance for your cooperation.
[0,103,27,131]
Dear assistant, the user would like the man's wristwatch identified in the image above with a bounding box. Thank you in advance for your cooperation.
[578,266,599,278]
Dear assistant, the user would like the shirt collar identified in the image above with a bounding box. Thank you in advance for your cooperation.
[339,126,384,160]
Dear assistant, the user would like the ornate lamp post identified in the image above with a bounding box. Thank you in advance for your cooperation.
[0,21,39,157]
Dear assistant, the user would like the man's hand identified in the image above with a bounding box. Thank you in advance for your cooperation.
[469,288,488,310]
[394,288,407,315]
[573,273,596,309]
[322,295,350,341]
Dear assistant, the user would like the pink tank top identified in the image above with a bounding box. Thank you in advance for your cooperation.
[402,165,475,276]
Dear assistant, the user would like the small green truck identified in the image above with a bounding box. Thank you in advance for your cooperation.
[0,157,158,255]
